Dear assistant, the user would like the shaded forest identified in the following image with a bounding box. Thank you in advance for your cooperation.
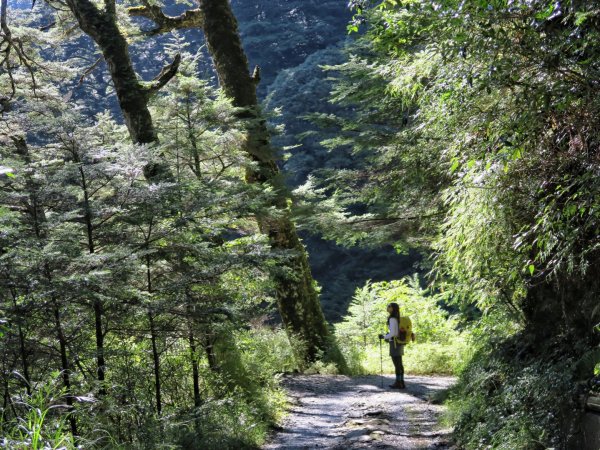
[1,0,600,449]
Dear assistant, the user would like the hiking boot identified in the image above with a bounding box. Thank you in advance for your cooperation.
[388,381,403,389]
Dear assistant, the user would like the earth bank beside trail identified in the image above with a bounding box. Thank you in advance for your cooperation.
[264,374,455,450]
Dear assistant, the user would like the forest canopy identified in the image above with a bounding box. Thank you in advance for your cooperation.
[1,0,600,449]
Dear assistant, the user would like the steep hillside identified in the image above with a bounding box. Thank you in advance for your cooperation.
[235,2,419,320]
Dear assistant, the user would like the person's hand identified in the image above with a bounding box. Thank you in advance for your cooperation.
[378,334,385,340]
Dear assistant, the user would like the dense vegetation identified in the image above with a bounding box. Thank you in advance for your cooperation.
[0,29,293,444]
[1,0,600,448]
[336,276,469,375]
[297,0,600,447]
[0,1,331,447]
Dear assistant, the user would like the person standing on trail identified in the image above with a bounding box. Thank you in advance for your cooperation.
[379,302,413,389]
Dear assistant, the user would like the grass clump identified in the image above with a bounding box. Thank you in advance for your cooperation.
[0,378,77,450]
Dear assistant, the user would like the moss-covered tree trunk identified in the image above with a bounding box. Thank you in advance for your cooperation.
[64,0,178,178]
[65,0,152,143]
[199,0,340,365]
[127,0,343,366]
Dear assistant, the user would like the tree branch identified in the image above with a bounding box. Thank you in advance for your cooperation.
[77,56,102,85]
[343,212,444,225]
[146,53,181,94]
[1,0,39,110]
[128,3,204,35]
[251,65,261,85]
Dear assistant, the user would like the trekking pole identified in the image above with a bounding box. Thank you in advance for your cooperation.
[379,336,384,388]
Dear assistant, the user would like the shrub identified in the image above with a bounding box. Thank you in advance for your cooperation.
[174,326,290,449]
[335,277,470,375]
[447,336,582,450]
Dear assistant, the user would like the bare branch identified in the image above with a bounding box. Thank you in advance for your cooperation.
[39,21,56,31]
[77,56,102,85]
[146,53,181,94]
[342,214,436,225]
[1,0,39,110]
[251,65,261,85]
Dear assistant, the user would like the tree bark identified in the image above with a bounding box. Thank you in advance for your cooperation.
[77,161,107,396]
[128,0,344,367]
[9,289,31,395]
[53,300,78,436]
[203,333,218,372]
[64,0,179,179]
[188,330,201,408]
[148,313,162,415]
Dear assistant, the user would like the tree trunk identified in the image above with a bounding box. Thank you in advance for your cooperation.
[202,333,218,372]
[77,0,342,366]
[148,313,162,415]
[65,0,154,143]
[9,289,31,395]
[54,300,78,436]
[78,163,107,396]
[199,0,342,366]
[199,0,341,365]
[188,330,201,408]
[93,300,106,395]
[64,0,179,180]
[144,235,163,416]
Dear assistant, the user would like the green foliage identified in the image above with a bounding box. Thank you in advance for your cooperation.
[574,347,600,380]
[448,339,580,450]
[236,327,299,377]
[1,377,77,449]
[336,277,469,375]
[308,2,600,446]
[310,0,600,317]
[118,326,291,450]
[177,394,276,450]
[337,276,460,344]
[0,18,286,448]
[266,42,419,323]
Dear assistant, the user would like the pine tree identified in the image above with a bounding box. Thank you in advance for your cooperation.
[127,0,345,367]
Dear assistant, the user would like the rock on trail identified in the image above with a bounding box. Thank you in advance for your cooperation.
[263,375,455,450]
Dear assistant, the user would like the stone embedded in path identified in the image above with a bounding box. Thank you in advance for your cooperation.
[342,418,391,429]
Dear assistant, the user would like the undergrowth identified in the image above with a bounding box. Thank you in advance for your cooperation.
[0,327,294,450]
[335,277,471,376]
[446,334,588,450]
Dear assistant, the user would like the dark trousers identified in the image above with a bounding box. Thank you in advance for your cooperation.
[391,355,404,382]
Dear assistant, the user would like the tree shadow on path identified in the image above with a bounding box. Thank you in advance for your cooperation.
[264,374,455,450]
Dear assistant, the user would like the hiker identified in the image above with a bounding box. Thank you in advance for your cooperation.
[378,302,413,389]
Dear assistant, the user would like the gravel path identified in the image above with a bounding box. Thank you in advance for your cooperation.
[263,374,455,450]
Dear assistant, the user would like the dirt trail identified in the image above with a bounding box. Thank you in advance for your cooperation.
[263,374,455,450]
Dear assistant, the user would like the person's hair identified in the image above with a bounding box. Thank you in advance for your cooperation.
[387,302,400,323]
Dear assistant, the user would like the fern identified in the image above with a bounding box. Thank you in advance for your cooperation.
[574,347,600,380]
